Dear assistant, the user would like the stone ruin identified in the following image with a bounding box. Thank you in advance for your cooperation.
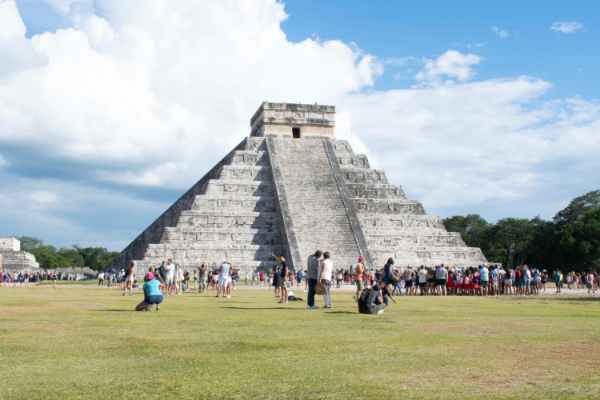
[113,102,487,274]
[0,237,40,272]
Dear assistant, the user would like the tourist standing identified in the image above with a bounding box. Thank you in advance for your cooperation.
[122,261,135,296]
[319,251,333,309]
[164,259,176,296]
[553,269,563,293]
[279,261,289,304]
[479,265,489,296]
[417,266,428,295]
[354,256,365,301]
[435,265,448,296]
[306,250,322,309]
[217,260,232,298]
[198,264,208,293]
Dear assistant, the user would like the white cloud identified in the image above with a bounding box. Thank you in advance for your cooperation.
[0,174,166,248]
[491,26,509,39]
[551,21,583,34]
[341,78,600,214]
[415,50,481,85]
[0,0,381,190]
[0,0,26,38]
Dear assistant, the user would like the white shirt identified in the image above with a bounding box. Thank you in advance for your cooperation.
[320,259,333,281]
[418,269,427,283]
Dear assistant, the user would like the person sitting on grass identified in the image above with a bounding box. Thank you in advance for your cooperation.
[135,272,163,312]
[358,281,394,315]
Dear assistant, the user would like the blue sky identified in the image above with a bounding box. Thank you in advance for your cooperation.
[0,0,599,250]
[282,0,599,98]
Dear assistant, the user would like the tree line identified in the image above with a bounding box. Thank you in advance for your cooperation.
[19,237,119,271]
[443,190,600,271]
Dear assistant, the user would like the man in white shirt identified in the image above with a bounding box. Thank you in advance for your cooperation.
[164,259,175,295]
[319,251,333,309]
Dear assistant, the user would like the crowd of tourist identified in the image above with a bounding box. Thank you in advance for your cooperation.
[3,251,599,315]
[0,270,81,286]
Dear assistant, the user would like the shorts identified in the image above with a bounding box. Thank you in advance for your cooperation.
[145,295,163,305]
[356,280,364,290]
[419,282,427,288]
[480,280,488,287]
[436,279,446,286]
[404,280,413,288]
[218,276,231,287]
[165,273,175,285]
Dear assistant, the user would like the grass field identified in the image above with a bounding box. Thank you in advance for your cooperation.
[1,286,600,400]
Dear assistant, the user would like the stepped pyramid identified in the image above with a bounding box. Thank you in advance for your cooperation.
[114,102,486,274]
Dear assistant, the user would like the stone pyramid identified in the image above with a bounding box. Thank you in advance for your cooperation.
[114,102,486,274]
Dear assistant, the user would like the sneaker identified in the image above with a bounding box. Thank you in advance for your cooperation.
[306,305,319,310]
[377,309,385,315]
[324,305,332,309]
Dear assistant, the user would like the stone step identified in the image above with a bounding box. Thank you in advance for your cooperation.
[366,232,465,247]
[340,169,388,184]
[177,211,279,229]
[204,179,274,196]
[218,165,272,181]
[145,247,282,261]
[229,150,269,166]
[268,136,362,269]
[135,259,277,272]
[148,242,283,252]
[352,198,425,214]
[162,229,282,244]
[336,154,370,169]
[244,137,266,152]
[358,214,444,229]
[192,196,276,212]
[344,183,406,199]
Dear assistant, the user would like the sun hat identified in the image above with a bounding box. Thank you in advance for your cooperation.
[145,272,155,281]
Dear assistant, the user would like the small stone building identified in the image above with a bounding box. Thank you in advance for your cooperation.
[0,237,40,272]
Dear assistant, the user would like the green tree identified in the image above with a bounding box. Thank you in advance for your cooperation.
[58,248,85,268]
[18,236,43,252]
[554,190,600,226]
[443,214,490,248]
[486,218,536,267]
[75,246,118,271]
[558,208,600,270]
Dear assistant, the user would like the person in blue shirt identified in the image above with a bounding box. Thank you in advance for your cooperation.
[479,265,489,296]
[136,272,164,311]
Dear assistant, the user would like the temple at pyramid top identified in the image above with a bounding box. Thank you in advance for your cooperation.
[250,102,336,139]
[113,101,487,275]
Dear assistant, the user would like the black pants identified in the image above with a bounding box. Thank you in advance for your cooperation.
[307,278,317,307]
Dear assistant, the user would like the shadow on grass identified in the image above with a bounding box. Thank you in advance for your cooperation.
[325,311,355,315]
[551,297,600,302]
[507,295,600,302]
[221,306,306,311]
[93,309,136,312]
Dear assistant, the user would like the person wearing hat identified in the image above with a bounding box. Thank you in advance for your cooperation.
[135,272,163,311]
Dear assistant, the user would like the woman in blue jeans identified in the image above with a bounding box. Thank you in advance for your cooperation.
[136,272,164,311]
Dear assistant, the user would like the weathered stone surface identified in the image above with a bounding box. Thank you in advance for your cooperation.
[114,101,486,275]
[0,237,40,272]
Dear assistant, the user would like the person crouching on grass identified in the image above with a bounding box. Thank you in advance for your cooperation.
[136,272,164,311]
[358,280,395,315]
